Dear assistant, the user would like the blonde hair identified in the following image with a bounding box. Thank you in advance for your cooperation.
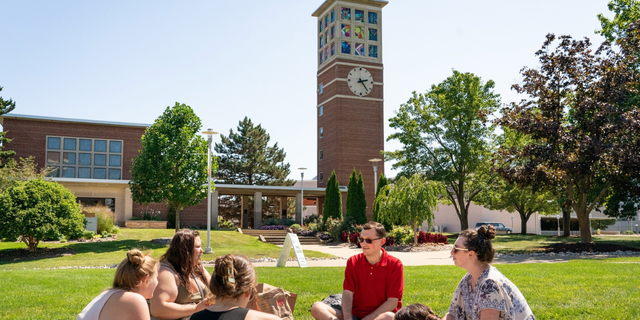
[210,254,256,299]
[113,249,159,291]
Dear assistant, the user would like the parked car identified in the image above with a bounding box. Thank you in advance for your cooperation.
[474,222,512,234]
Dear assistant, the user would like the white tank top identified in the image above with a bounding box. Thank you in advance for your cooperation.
[77,288,125,320]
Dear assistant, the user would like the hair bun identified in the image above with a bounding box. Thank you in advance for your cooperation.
[127,249,145,266]
[478,225,496,240]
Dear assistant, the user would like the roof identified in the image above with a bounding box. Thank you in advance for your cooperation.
[312,0,388,17]
[0,113,150,128]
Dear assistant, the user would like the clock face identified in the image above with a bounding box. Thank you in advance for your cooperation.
[347,67,374,96]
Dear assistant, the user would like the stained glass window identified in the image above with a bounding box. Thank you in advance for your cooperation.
[355,26,364,39]
[369,28,378,41]
[331,42,335,55]
[341,7,351,20]
[319,20,323,32]
[320,51,323,64]
[325,47,330,58]
[369,45,378,58]
[342,41,351,54]
[331,26,335,39]
[341,24,351,37]
[331,10,335,22]
[326,31,329,44]
[355,10,364,22]
[368,12,378,24]
[355,43,364,56]
[320,35,324,48]
[325,15,329,27]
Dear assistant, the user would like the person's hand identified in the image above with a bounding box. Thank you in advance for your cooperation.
[196,299,209,311]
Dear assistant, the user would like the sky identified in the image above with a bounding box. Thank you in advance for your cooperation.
[0,0,613,181]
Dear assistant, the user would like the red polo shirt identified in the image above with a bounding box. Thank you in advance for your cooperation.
[343,248,404,319]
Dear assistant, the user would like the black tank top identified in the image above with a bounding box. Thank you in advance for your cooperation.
[190,307,250,320]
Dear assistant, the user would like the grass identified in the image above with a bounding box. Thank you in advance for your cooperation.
[0,228,333,270]
[1,258,639,320]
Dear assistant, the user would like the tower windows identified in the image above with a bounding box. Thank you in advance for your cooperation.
[319,172,324,182]
[319,127,324,139]
[319,105,324,116]
[319,83,323,94]
[319,149,324,160]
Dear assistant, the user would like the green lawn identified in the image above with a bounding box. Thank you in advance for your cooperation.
[0,229,333,270]
[1,258,638,320]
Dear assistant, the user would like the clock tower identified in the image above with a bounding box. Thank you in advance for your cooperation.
[312,0,386,219]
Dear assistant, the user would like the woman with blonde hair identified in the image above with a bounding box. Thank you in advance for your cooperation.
[150,229,212,319]
[444,225,535,320]
[77,249,159,320]
[191,254,279,320]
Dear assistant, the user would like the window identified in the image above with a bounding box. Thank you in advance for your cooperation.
[46,136,123,179]
[319,149,324,160]
[320,172,324,182]
[319,127,324,138]
[319,106,324,116]
[319,83,323,94]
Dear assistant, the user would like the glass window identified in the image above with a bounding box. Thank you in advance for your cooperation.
[342,41,351,54]
[320,51,324,64]
[319,83,323,94]
[108,168,121,180]
[63,138,76,150]
[62,167,76,178]
[78,167,91,179]
[94,154,107,166]
[331,10,335,22]
[368,12,378,24]
[48,167,60,177]
[47,137,61,150]
[341,7,351,20]
[369,45,378,58]
[319,35,324,49]
[319,20,323,32]
[355,43,364,56]
[319,149,324,160]
[63,152,76,165]
[320,172,324,181]
[369,28,378,41]
[110,141,122,153]
[79,139,92,151]
[325,15,329,27]
[331,26,335,39]
[47,152,60,165]
[109,155,121,167]
[341,24,351,37]
[320,127,324,138]
[79,153,91,165]
[355,26,364,39]
[319,106,324,116]
[355,10,364,22]
[94,140,107,152]
[325,47,330,59]
[331,43,335,56]
[94,168,106,179]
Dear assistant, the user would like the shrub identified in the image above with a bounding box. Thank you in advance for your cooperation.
[260,225,288,230]
[317,231,332,241]
[388,226,414,245]
[0,179,85,251]
[263,217,296,227]
[349,232,361,247]
[326,218,343,241]
[340,231,349,243]
[111,226,120,234]
[384,236,395,246]
[294,229,317,237]
[217,217,236,229]
[290,224,302,230]
[622,230,635,235]
[82,231,95,239]
[304,214,320,225]
[308,223,319,231]
[417,231,448,244]
[86,206,115,235]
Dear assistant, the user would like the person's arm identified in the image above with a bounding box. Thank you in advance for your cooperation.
[119,292,152,320]
[341,290,354,320]
[149,268,207,319]
[479,309,500,320]
[360,298,398,320]
[443,313,454,320]
[246,309,282,320]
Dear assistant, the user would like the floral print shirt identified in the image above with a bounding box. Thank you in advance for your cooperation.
[448,266,535,320]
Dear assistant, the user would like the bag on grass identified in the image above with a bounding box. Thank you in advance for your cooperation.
[247,283,297,320]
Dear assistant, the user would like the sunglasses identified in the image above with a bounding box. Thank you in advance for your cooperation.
[452,245,470,253]
[358,237,382,244]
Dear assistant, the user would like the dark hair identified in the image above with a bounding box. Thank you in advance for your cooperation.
[363,221,386,239]
[113,249,158,291]
[160,229,207,292]
[459,224,496,263]
[210,254,256,299]
[395,303,441,320]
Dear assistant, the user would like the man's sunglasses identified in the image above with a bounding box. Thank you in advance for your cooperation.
[452,245,470,253]
[358,237,382,244]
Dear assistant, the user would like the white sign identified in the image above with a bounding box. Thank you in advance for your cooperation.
[85,217,97,233]
[276,233,308,267]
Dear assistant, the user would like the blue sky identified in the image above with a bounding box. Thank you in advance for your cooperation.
[0,1,611,180]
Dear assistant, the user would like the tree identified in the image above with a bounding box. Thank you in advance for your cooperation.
[129,102,209,231]
[372,174,391,231]
[0,86,17,165]
[0,179,85,251]
[386,70,501,230]
[597,0,640,42]
[375,174,442,245]
[323,171,343,222]
[355,172,367,224]
[0,157,52,193]
[496,32,640,243]
[0,86,16,115]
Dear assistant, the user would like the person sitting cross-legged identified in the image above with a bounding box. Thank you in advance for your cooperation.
[311,222,403,320]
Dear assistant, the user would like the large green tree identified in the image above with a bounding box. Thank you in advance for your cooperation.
[346,168,366,223]
[0,179,85,251]
[323,171,343,222]
[355,172,367,224]
[375,174,442,245]
[597,0,640,42]
[129,102,209,231]
[372,174,391,231]
[0,86,17,165]
[496,32,640,243]
[386,70,501,230]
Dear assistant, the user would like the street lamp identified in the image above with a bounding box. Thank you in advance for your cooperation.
[202,128,218,254]
[556,215,561,237]
[298,167,307,225]
[369,158,382,192]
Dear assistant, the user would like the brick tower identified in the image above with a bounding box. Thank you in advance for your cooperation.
[312,0,386,219]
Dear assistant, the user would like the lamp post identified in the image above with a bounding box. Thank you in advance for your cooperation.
[556,215,561,237]
[369,158,382,193]
[589,213,593,235]
[298,167,307,225]
[202,128,218,254]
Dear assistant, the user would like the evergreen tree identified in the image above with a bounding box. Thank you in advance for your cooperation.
[0,86,17,166]
[346,169,358,218]
[353,172,368,224]
[323,171,342,222]
[373,174,391,231]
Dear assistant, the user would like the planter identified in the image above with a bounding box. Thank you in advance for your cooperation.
[125,220,168,229]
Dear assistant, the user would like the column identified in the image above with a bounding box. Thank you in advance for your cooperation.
[241,195,249,229]
[212,190,219,229]
[295,193,302,224]
[253,192,262,229]
[124,187,133,224]
[280,196,288,219]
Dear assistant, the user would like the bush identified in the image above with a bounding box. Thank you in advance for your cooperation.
[82,231,95,239]
[111,226,120,234]
[388,226,414,245]
[294,229,317,237]
[349,232,361,246]
[263,217,296,227]
[308,223,319,231]
[217,217,236,229]
[327,218,344,242]
[317,231,332,242]
[417,231,448,244]
[260,225,288,230]
[88,206,115,235]
[622,230,635,235]
[304,214,320,225]
[384,236,395,246]
[290,224,301,230]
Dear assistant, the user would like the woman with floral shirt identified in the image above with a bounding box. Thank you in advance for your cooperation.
[443,225,535,320]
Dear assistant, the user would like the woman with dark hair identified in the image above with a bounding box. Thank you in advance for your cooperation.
[150,229,212,320]
[191,254,279,320]
[444,225,535,320]
[395,303,441,320]
[77,249,159,320]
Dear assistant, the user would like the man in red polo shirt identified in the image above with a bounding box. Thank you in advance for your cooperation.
[311,222,404,320]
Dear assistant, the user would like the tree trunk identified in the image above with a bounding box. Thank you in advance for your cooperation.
[175,208,181,232]
[562,206,571,237]
[574,208,592,243]
[412,220,418,246]
[519,211,528,235]
[24,236,38,252]
[459,208,469,231]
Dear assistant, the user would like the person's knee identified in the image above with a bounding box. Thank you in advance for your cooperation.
[311,302,328,317]
[375,311,395,320]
